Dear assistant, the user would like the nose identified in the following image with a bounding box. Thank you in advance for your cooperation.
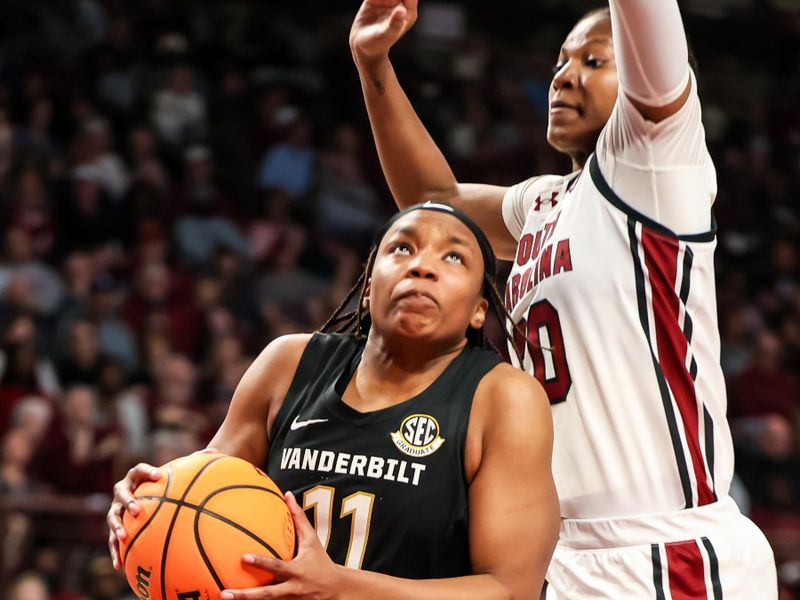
[552,61,577,91]
[407,252,438,280]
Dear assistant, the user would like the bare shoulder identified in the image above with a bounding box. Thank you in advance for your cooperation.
[208,333,314,462]
[260,333,314,367]
[236,333,313,404]
[469,362,552,447]
[477,362,551,418]
[464,361,553,482]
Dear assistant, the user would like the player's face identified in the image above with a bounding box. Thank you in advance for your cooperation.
[547,14,618,162]
[367,212,488,346]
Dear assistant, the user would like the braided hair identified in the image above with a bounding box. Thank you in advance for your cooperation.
[319,204,526,363]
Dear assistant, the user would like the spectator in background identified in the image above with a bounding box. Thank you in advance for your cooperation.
[4,165,55,259]
[93,15,140,120]
[255,112,316,205]
[5,572,49,600]
[0,105,16,180]
[56,174,125,255]
[0,227,64,317]
[150,426,200,466]
[730,331,800,445]
[18,97,58,164]
[127,125,169,192]
[34,385,121,496]
[58,319,105,389]
[151,63,207,147]
[0,315,60,428]
[8,395,52,447]
[247,189,305,266]
[730,331,800,512]
[72,117,130,203]
[173,146,250,268]
[148,353,206,436]
[0,429,40,577]
[87,274,138,370]
[317,124,382,250]
[0,427,38,495]
[123,261,199,356]
[82,555,135,600]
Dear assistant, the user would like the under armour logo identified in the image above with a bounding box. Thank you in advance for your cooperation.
[534,192,559,212]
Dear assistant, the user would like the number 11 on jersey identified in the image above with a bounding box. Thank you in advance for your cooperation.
[303,485,376,569]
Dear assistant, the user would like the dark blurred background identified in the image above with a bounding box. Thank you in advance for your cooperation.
[0,1,798,598]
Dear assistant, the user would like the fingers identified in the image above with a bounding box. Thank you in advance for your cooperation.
[284,492,316,545]
[242,553,295,579]
[107,501,127,541]
[219,556,298,599]
[365,0,405,7]
[130,462,162,484]
[113,479,141,518]
[108,530,121,570]
[387,5,408,32]
[221,582,294,600]
[121,463,161,516]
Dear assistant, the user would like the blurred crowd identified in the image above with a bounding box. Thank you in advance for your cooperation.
[0,1,798,598]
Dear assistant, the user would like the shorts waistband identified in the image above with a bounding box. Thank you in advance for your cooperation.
[558,496,742,550]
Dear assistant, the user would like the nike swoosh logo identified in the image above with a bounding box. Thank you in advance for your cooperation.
[290,416,329,431]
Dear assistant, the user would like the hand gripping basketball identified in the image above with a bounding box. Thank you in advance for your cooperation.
[220,492,340,600]
[112,451,295,600]
[108,462,162,570]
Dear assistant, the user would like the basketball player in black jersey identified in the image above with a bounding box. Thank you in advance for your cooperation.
[108,204,559,599]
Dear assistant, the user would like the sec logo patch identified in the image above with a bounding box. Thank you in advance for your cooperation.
[391,414,445,457]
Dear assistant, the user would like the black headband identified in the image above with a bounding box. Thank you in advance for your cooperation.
[373,202,497,280]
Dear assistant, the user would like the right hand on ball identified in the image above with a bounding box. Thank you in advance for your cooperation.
[350,0,418,63]
[107,462,162,570]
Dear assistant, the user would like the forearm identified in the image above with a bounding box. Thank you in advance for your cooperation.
[355,53,459,208]
[608,0,689,105]
[334,566,511,600]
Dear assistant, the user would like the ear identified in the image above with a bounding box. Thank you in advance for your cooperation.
[362,279,372,310]
[469,297,489,330]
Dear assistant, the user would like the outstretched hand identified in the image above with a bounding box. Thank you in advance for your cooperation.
[350,0,418,63]
[221,492,342,600]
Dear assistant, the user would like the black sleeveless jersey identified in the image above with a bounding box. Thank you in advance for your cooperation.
[266,333,502,579]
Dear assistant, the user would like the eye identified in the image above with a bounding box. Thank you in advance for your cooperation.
[390,242,412,256]
[552,62,566,74]
[444,252,464,265]
[585,57,604,68]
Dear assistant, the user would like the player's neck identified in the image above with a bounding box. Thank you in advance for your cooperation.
[343,335,465,411]
[571,152,588,171]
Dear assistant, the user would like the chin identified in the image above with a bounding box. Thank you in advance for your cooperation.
[546,127,573,155]
[388,315,441,340]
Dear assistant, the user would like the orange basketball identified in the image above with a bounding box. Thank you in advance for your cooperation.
[119,452,295,600]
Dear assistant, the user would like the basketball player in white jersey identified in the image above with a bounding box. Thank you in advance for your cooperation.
[350,0,778,597]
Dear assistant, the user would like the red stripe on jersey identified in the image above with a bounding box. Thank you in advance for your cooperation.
[665,540,708,600]
[641,229,715,506]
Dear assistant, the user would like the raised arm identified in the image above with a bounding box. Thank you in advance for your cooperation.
[608,0,692,121]
[350,1,517,259]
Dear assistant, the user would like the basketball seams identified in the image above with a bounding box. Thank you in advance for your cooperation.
[194,484,288,591]
[121,465,174,570]
[159,455,225,600]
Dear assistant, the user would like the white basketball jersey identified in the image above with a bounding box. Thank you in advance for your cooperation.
[502,77,734,519]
